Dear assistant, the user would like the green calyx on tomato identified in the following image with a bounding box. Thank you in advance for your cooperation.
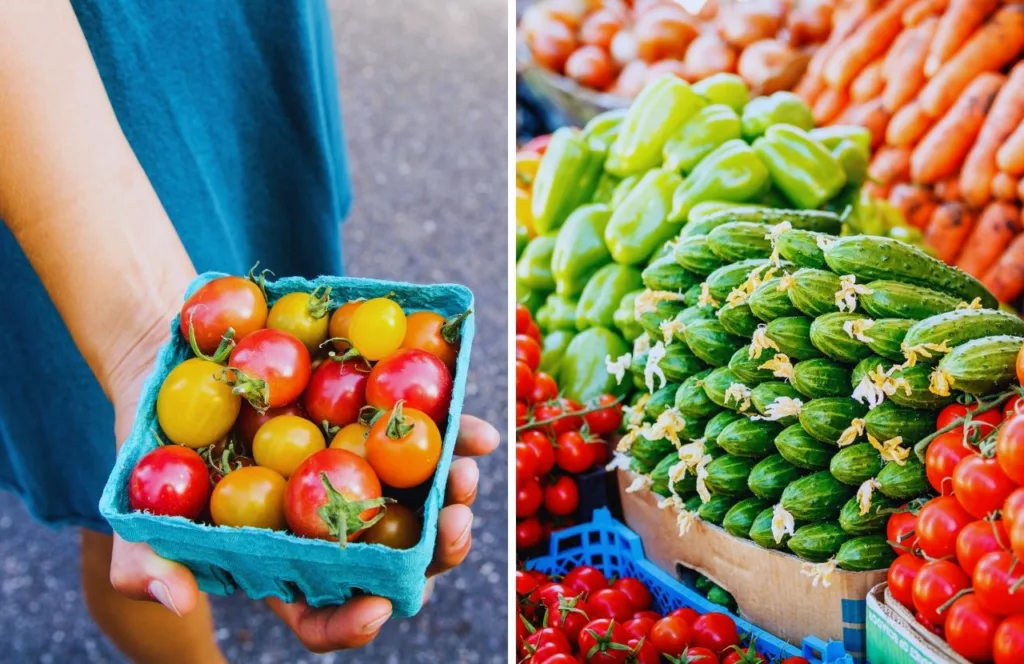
[440,309,472,345]
[247,261,274,301]
[305,285,333,320]
[187,321,237,365]
[216,367,270,413]
[316,471,390,546]
[384,400,416,440]
[358,404,386,428]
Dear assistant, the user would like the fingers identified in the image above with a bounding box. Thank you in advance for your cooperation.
[266,595,393,653]
[108,535,199,616]
[454,414,500,457]
[426,503,473,578]
[445,457,479,506]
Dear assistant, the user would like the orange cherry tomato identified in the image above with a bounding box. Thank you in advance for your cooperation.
[401,311,464,373]
[328,300,363,351]
[565,45,617,90]
[580,9,624,50]
[634,6,698,63]
[330,422,370,458]
[366,402,443,489]
[361,503,422,550]
[210,466,287,530]
[252,415,326,478]
[527,15,578,72]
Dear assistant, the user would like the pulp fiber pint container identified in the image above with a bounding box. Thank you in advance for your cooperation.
[99,272,475,618]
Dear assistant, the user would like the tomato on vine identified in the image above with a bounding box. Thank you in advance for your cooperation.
[994,614,1024,663]
[973,551,1024,615]
[347,297,406,361]
[997,415,1024,485]
[531,371,559,404]
[129,445,211,519]
[284,448,386,541]
[210,466,287,530]
[945,594,1000,663]
[925,431,975,496]
[516,442,539,488]
[517,361,535,403]
[252,414,326,477]
[516,334,542,372]
[937,402,1002,437]
[888,554,926,610]
[157,358,242,448]
[916,496,974,559]
[953,454,1018,520]
[887,508,920,555]
[366,348,453,425]
[956,519,1008,576]
[585,394,624,436]
[543,476,579,517]
[365,401,442,488]
[228,328,311,408]
[179,275,267,355]
[912,559,970,625]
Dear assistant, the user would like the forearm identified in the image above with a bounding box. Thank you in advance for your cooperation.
[0,1,195,398]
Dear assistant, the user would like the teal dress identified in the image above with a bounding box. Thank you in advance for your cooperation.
[0,1,351,531]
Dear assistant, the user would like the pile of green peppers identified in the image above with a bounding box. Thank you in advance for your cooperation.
[515,73,921,403]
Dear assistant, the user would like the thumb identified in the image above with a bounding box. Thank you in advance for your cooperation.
[109,534,200,616]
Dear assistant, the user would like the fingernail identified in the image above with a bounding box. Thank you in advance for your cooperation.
[455,515,474,549]
[147,580,181,617]
[362,610,392,634]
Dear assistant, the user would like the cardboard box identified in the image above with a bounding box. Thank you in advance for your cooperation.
[866,583,970,664]
[618,469,884,663]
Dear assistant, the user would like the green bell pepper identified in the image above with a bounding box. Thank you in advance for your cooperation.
[539,329,574,379]
[536,293,578,332]
[740,91,815,141]
[582,108,627,152]
[605,75,706,177]
[753,124,847,210]
[575,263,644,331]
[516,279,548,315]
[610,174,640,210]
[605,168,683,265]
[830,138,868,186]
[753,186,790,208]
[591,172,620,205]
[693,73,750,113]
[810,125,872,153]
[613,290,645,342]
[663,104,742,174]
[687,201,757,223]
[559,327,631,403]
[516,233,558,291]
[516,224,530,260]
[531,127,604,234]
[669,139,769,223]
[551,203,612,297]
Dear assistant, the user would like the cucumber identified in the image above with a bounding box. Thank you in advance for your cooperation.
[630,434,678,472]
[698,494,736,525]
[791,359,852,399]
[859,280,962,321]
[642,255,701,292]
[749,454,806,500]
[675,369,721,419]
[936,335,1024,395]
[704,455,759,497]
[776,229,833,270]
[683,283,703,307]
[865,319,913,362]
[729,346,778,384]
[706,259,783,302]
[717,418,784,458]
[780,471,855,521]
[851,356,889,390]
[829,443,884,486]
[689,207,842,235]
[723,497,771,539]
[645,384,680,420]
[788,268,842,318]
[836,535,897,571]
[638,300,687,340]
[718,302,761,338]
[766,316,822,360]
[839,495,901,535]
[677,304,718,327]
[700,367,746,411]
[684,495,704,512]
[681,208,752,238]
[684,319,746,367]
[750,507,796,550]
[672,470,697,497]
[673,235,726,276]
[659,344,709,383]
[649,453,677,497]
[810,312,877,363]
[775,424,836,470]
[705,585,737,612]
[787,523,848,563]
[903,310,1024,364]
[877,457,930,499]
[889,363,954,409]
[705,411,743,445]
[707,222,773,261]
[824,235,997,309]
[749,277,800,321]
[751,382,804,424]
[864,402,938,446]
[799,398,869,445]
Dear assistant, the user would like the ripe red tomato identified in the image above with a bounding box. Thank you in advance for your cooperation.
[953,454,1018,519]
[682,647,720,664]
[580,8,623,49]
[974,551,1024,615]
[400,311,461,374]
[547,597,594,644]
[525,627,572,660]
[517,361,536,403]
[523,430,556,475]
[649,616,693,656]
[517,479,544,518]
[366,349,453,425]
[994,614,1024,664]
[997,415,1024,485]
[887,508,920,555]
[515,304,532,334]
[129,446,211,519]
[544,476,579,517]
[578,618,629,664]
[365,403,442,489]
[590,588,635,622]
[536,582,573,608]
[912,559,970,625]
[622,616,655,641]
[229,328,311,408]
[235,402,306,447]
[535,654,576,664]
[179,275,267,355]
[516,400,529,428]
[555,430,596,474]
[1004,488,1024,526]
[633,610,662,623]
[925,431,975,496]
[283,448,383,541]
[1005,395,1024,419]
[526,321,542,343]
[722,647,765,664]
[516,569,543,599]
[917,496,975,559]
[669,607,700,624]
[628,638,661,664]
[613,577,653,612]
[534,399,584,435]
[691,613,740,653]
[516,442,539,487]
[516,334,543,372]
[887,554,926,610]
[780,658,811,664]
[302,357,369,429]
[565,45,617,90]
[585,394,624,436]
[945,593,1000,662]
[937,403,1002,437]
[517,517,544,549]
[956,519,1008,576]
[564,565,609,594]
[531,372,559,404]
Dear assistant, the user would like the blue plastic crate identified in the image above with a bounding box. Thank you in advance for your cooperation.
[99,272,474,618]
[527,509,853,664]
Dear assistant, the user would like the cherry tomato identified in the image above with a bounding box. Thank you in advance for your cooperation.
[328,300,362,351]
[937,402,1002,437]
[366,348,453,425]
[634,5,698,62]
[590,588,635,622]
[888,554,926,611]
[669,607,700,624]
[517,361,536,403]
[229,329,311,408]
[945,593,1000,662]
[129,446,211,519]
[252,415,326,478]
[1004,488,1024,526]
[953,454,1018,519]
[997,415,1024,485]
[534,399,584,435]
[366,403,442,489]
[535,655,576,664]
[649,616,693,656]
[916,496,974,559]
[722,647,765,664]
[527,15,577,72]
[531,372,559,404]
[361,503,421,549]
[887,508,920,555]
[691,613,740,654]
[517,479,544,518]
[925,430,975,496]
[348,297,406,361]
[235,402,306,448]
[548,597,594,644]
[1005,395,1024,419]
[304,358,369,429]
[400,310,463,373]
[523,430,556,475]
[329,422,370,458]
[915,611,943,636]
[629,638,661,664]
[912,559,970,625]
[994,614,1024,664]
[516,400,530,428]
[555,430,596,474]
[525,627,571,659]
[564,565,609,594]
[267,289,331,354]
[565,45,617,90]
[682,647,720,664]
[284,448,384,541]
[526,321,542,343]
[622,616,655,641]
[956,519,1008,576]
[210,466,286,529]
[517,517,544,549]
[613,577,652,612]
[544,476,579,517]
[780,659,811,664]
[578,618,629,664]
[585,394,624,436]
[157,358,242,448]
[516,442,539,487]
[515,303,533,334]
[536,582,573,608]
[516,334,543,372]
[974,551,1024,615]
[580,8,623,49]
[179,275,267,354]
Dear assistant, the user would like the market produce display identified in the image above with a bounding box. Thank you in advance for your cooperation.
[795,0,1024,302]
[520,0,836,99]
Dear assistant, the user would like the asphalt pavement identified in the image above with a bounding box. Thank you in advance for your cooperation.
[0,1,509,662]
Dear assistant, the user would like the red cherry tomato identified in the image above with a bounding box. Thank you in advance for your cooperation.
[613,577,653,612]
[523,430,556,475]
[1004,488,1024,527]
[937,402,1002,436]
[633,610,662,623]
[517,479,544,518]
[691,612,740,653]
[681,647,720,664]
[780,658,811,664]
[544,476,580,517]
[622,616,655,641]
[953,454,1018,519]
[669,607,700,624]
[516,569,542,600]
[589,588,635,622]
[517,517,544,549]
[974,551,1024,616]
[129,446,211,519]
[515,304,533,334]
[516,400,529,428]
[629,638,662,664]
[521,135,552,157]
[916,496,975,559]
[1005,395,1024,419]
[994,614,1024,664]
[531,372,559,404]
[179,275,267,354]
[516,334,543,372]
[912,559,970,625]
[956,519,1008,576]
[366,349,453,425]
[722,647,766,664]
[235,402,306,448]
[887,508,920,555]
[229,328,311,408]
[997,415,1024,485]
[302,359,369,429]
[535,399,584,435]
[516,442,539,487]
[547,597,594,644]
[946,594,1000,663]
[517,361,536,403]
[925,431,975,496]
[649,615,693,656]
[888,554,926,611]
[526,321,542,343]
[525,627,572,659]
[585,394,624,436]
[555,430,596,474]
[578,618,629,664]
[283,448,383,541]
[565,565,610,595]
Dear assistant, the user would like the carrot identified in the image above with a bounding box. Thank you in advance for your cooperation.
[824,0,920,89]
[1018,178,1024,203]
[886,101,932,147]
[882,18,938,113]
[805,0,872,82]
[992,173,1020,201]
[868,146,912,185]
[903,0,948,27]
[843,99,891,149]
[883,24,918,81]
[935,178,962,203]
[811,87,849,125]
[925,202,974,263]
[924,0,1000,77]
[794,73,825,106]
[982,233,1024,303]
[911,72,1005,184]
[890,184,938,230]
[996,121,1024,176]
[919,5,1024,117]
[961,62,1024,206]
[956,201,1023,277]
[850,59,884,102]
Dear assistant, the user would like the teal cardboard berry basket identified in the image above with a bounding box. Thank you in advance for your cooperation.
[99,272,475,617]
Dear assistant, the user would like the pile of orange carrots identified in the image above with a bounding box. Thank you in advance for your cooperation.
[795,0,1024,303]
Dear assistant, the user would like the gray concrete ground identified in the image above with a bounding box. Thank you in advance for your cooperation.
[0,1,508,662]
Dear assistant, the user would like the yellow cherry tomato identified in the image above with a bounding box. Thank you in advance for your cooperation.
[267,289,331,354]
[157,358,241,448]
[330,422,370,458]
[516,188,535,237]
[210,466,287,530]
[252,415,325,477]
[516,151,541,191]
[328,300,363,351]
[348,298,406,361]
